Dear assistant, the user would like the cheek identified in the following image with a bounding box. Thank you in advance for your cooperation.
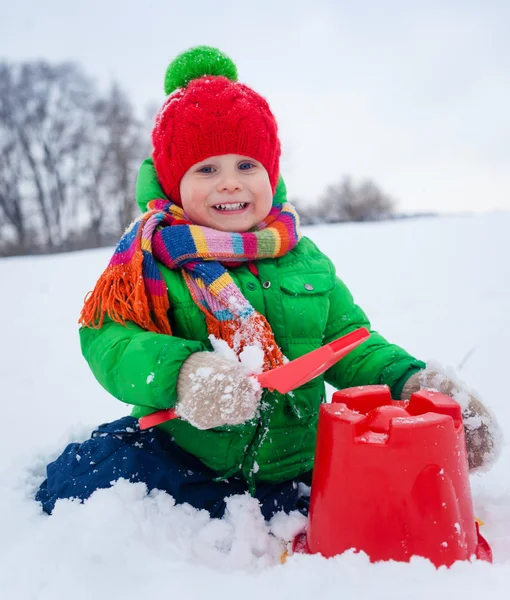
[181,186,207,216]
[254,181,273,213]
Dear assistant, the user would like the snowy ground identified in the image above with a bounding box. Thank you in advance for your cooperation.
[1,212,509,599]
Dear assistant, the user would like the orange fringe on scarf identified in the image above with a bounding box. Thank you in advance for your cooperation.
[79,253,172,335]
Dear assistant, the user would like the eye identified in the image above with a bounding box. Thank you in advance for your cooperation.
[238,161,255,171]
[198,165,215,174]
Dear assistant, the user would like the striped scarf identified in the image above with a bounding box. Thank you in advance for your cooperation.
[80,199,301,371]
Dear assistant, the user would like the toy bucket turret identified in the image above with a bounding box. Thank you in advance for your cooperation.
[295,385,492,567]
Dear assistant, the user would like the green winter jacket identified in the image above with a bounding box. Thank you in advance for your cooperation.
[79,159,425,490]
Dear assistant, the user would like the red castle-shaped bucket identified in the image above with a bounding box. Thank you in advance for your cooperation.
[295,385,492,567]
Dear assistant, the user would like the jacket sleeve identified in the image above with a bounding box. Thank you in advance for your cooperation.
[323,276,425,399]
[79,319,208,411]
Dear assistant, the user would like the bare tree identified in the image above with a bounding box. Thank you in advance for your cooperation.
[317,177,396,222]
[0,61,96,250]
[0,60,148,256]
[94,84,146,234]
[0,135,26,249]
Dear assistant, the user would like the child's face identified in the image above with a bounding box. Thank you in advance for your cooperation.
[179,154,273,232]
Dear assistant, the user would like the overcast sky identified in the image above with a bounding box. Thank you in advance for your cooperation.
[2,0,509,214]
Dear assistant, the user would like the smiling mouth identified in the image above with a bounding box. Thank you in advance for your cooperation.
[213,202,249,212]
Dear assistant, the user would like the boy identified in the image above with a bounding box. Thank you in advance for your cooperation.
[36,46,501,519]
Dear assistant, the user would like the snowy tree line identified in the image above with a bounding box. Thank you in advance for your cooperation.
[0,60,397,257]
[292,178,395,226]
[0,61,151,256]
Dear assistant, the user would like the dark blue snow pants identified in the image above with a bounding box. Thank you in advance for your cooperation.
[36,416,311,520]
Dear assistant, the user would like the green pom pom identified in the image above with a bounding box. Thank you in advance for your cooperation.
[164,46,238,95]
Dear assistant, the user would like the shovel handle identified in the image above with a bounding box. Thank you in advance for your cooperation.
[139,327,370,430]
[139,408,178,429]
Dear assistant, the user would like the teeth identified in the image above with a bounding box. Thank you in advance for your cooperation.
[214,203,247,211]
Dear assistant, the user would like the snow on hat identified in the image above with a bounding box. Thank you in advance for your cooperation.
[151,46,281,206]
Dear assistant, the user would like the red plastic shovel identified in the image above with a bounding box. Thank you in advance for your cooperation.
[139,327,370,430]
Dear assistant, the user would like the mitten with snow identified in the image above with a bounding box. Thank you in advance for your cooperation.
[176,352,262,430]
[401,369,503,472]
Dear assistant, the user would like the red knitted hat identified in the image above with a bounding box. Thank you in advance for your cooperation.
[152,47,281,206]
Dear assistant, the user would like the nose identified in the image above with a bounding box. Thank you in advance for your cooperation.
[217,175,243,193]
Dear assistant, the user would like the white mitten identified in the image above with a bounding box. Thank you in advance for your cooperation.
[401,369,503,472]
[176,351,262,430]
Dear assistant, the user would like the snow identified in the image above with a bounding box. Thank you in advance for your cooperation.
[1,212,510,598]
[210,332,266,374]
